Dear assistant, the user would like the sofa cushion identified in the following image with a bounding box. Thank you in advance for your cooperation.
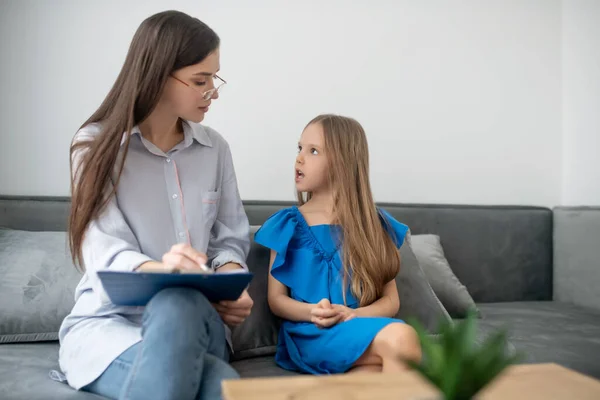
[411,234,479,318]
[231,355,299,378]
[0,342,103,399]
[0,342,291,399]
[0,229,81,343]
[476,301,600,379]
[0,341,290,399]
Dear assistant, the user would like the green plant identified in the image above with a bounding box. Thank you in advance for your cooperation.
[405,310,521,400]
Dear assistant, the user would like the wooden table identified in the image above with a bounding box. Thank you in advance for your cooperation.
[222,363,600,400]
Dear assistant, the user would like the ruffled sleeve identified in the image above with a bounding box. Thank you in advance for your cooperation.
[253,208,299,287]
[378,208,409,248]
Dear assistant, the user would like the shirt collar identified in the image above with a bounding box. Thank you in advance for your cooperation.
[121,120,213,148]
[183,120,213,148]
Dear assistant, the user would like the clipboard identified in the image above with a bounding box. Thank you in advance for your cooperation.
[97,269,253,306]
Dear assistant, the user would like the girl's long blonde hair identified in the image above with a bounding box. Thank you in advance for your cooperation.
[297,114,401,307]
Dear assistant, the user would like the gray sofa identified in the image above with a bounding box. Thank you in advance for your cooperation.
[1,196,599,399]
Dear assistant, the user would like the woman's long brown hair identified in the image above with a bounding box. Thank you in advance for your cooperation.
[69,11,219,270]
[297,115,401,307]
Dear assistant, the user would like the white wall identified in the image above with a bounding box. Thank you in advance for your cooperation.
[0,0,564,205]
[561,0,600,206]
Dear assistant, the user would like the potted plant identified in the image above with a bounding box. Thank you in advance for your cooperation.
[406,310,521,400]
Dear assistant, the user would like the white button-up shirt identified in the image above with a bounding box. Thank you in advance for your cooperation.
[58,120,250,390]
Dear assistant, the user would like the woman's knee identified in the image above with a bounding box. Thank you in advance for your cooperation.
[148,287,211,314]
[195,354,239,400]
[145,287,221,328]
[375,323,422,361]
[205,354,240,381]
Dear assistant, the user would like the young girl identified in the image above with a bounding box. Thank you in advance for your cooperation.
[254,114,422,374]
[57,11,252,400]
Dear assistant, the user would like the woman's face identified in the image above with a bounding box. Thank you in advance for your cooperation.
[161,48,222,123]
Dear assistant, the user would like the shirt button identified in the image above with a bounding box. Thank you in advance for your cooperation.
[172,194,178,199]
[179,232,186,238]
[166,158,171,163]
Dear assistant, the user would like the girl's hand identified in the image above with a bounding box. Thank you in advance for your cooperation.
[332,304,357,322]
[310,298,342,328]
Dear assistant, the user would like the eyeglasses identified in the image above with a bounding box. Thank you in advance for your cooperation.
[171,74,227,101]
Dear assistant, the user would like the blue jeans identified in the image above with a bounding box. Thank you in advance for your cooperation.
[82,288,240,400]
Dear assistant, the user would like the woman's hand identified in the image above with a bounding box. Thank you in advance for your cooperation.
[137,244,209,272]
[213,290,253,328]
[310,298,343,328]
[162,243,209,271]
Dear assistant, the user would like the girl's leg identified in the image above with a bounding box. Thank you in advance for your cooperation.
[347,365,383,373]
[349,350,383,373]
[122,287,230,400]
[351,323,422,373]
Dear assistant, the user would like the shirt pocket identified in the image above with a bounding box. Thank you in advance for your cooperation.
[202,189,221,226]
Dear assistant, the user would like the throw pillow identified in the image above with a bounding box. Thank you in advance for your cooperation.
[0,228,82,343]
[395,232,453,332]
[411,234,480,318]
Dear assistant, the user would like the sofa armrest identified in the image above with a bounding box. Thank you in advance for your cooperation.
[553,207,600,312]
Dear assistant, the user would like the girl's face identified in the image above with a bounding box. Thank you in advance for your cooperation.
[161,48,222,123]
[295,123,329,193]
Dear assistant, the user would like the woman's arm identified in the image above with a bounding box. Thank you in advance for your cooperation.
[207,143,250,272]
[71,138,155,278]
[81,185,154,274]
[267,250,316,322]
[215,262,245,272]
[204,142,254,325]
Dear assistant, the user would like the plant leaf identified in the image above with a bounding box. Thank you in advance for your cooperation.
[403,312,519,400]
[405,317,449,388]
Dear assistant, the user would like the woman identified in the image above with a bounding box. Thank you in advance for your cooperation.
[57,10,252,400]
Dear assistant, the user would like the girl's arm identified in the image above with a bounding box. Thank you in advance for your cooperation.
[267,250,320,322]
[352,280,400,318]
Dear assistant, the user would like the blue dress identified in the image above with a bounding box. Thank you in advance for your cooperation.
[254,206,409,374]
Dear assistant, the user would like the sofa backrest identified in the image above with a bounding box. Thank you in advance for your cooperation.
[553,207,600,312]
[0,196,553,303]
